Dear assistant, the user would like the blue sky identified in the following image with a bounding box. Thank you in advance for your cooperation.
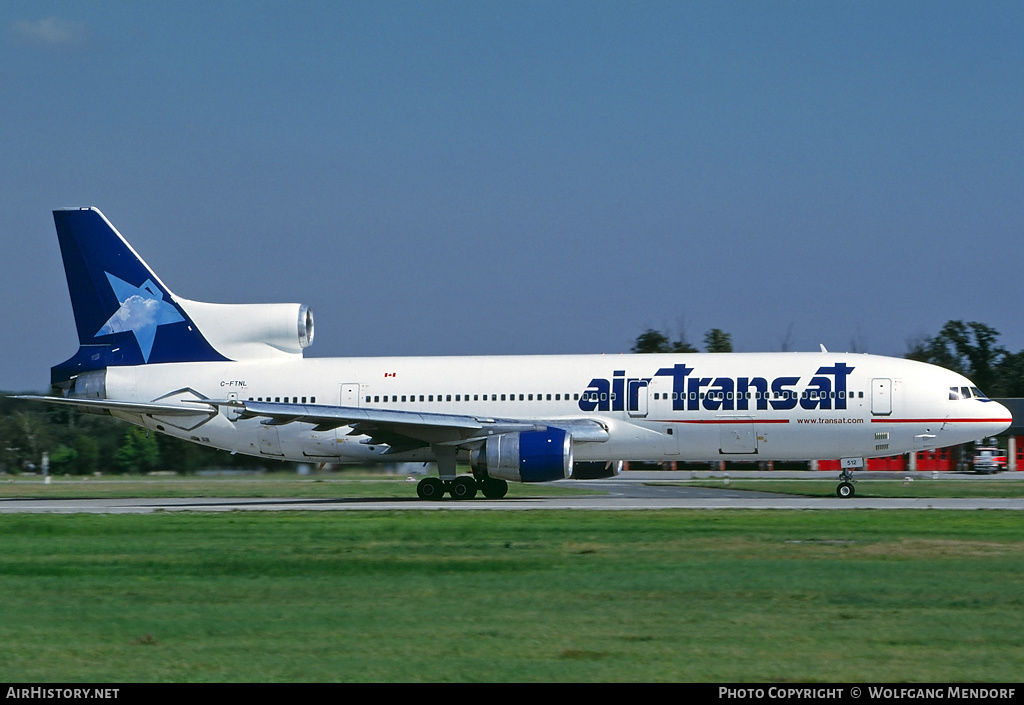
[2,1,1023,391]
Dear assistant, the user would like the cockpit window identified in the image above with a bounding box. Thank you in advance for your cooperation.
[951,385,990,400]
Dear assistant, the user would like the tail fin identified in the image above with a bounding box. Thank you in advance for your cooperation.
[51,208,226,384]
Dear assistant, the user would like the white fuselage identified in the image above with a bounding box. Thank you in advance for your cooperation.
[101,351,1011,466]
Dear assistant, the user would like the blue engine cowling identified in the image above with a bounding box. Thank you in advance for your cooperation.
[471,428,572,483]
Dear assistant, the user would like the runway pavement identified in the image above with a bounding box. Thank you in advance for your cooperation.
[1,471,1022,513]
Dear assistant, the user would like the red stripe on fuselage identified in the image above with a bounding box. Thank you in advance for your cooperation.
[650,417,1012,425]
[653,419,791,424]
[871,418,1013,424]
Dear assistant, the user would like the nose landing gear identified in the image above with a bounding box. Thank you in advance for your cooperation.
[835,457,863,498]
[837,478,855,498]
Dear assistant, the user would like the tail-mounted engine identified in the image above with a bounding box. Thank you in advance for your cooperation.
[176,300,314,359]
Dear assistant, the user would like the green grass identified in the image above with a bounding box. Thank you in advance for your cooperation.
[0,510,1021,682]
[0,472,594,500]
[6,471,1024,501]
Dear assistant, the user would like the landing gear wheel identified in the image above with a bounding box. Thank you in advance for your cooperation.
[837,482,855,498]
[417,477,445,500]
[481,478,509,499]
[449,476,478,500]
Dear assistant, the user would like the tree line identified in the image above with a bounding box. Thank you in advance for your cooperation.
[632,327,733,353]
[0,395,289,476]
[905,320,1024,397]
[1,319,1021,474]
[632,319,1024,397]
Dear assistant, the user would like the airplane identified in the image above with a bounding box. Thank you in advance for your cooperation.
[17,207,1013,499]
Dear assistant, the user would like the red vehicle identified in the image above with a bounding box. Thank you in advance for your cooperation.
[972,446,1006,474]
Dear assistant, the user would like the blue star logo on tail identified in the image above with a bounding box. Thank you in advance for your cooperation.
[94,273,184,362]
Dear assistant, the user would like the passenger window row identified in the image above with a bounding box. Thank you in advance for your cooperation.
[364,393,581,404]
[651,391,866,400]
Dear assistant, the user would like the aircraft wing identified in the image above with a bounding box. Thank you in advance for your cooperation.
[223,399,610,452]
[15,395,609,453]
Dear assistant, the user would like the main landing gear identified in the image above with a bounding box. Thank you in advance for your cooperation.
[416,475,509,501]
[418,444,509,500]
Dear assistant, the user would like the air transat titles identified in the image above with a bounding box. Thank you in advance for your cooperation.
[579,362,855,414]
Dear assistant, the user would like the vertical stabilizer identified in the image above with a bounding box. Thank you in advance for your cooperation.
[51,208,226,385]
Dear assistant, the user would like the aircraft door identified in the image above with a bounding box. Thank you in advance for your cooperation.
[340,383,360,406]
[719,419,758,455]
[627,380,648,418]
[871,378,892,416]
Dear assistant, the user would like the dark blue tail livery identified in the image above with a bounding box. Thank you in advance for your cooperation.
[51,208,227,384]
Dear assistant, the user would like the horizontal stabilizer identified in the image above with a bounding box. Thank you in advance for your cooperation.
[14,395,217,417]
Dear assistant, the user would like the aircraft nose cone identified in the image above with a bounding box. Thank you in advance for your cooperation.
[992,400,1014,434]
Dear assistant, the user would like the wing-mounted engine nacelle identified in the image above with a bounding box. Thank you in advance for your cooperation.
[177,299,314,359]
[470,428,572,483]
[571,460,624,480]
